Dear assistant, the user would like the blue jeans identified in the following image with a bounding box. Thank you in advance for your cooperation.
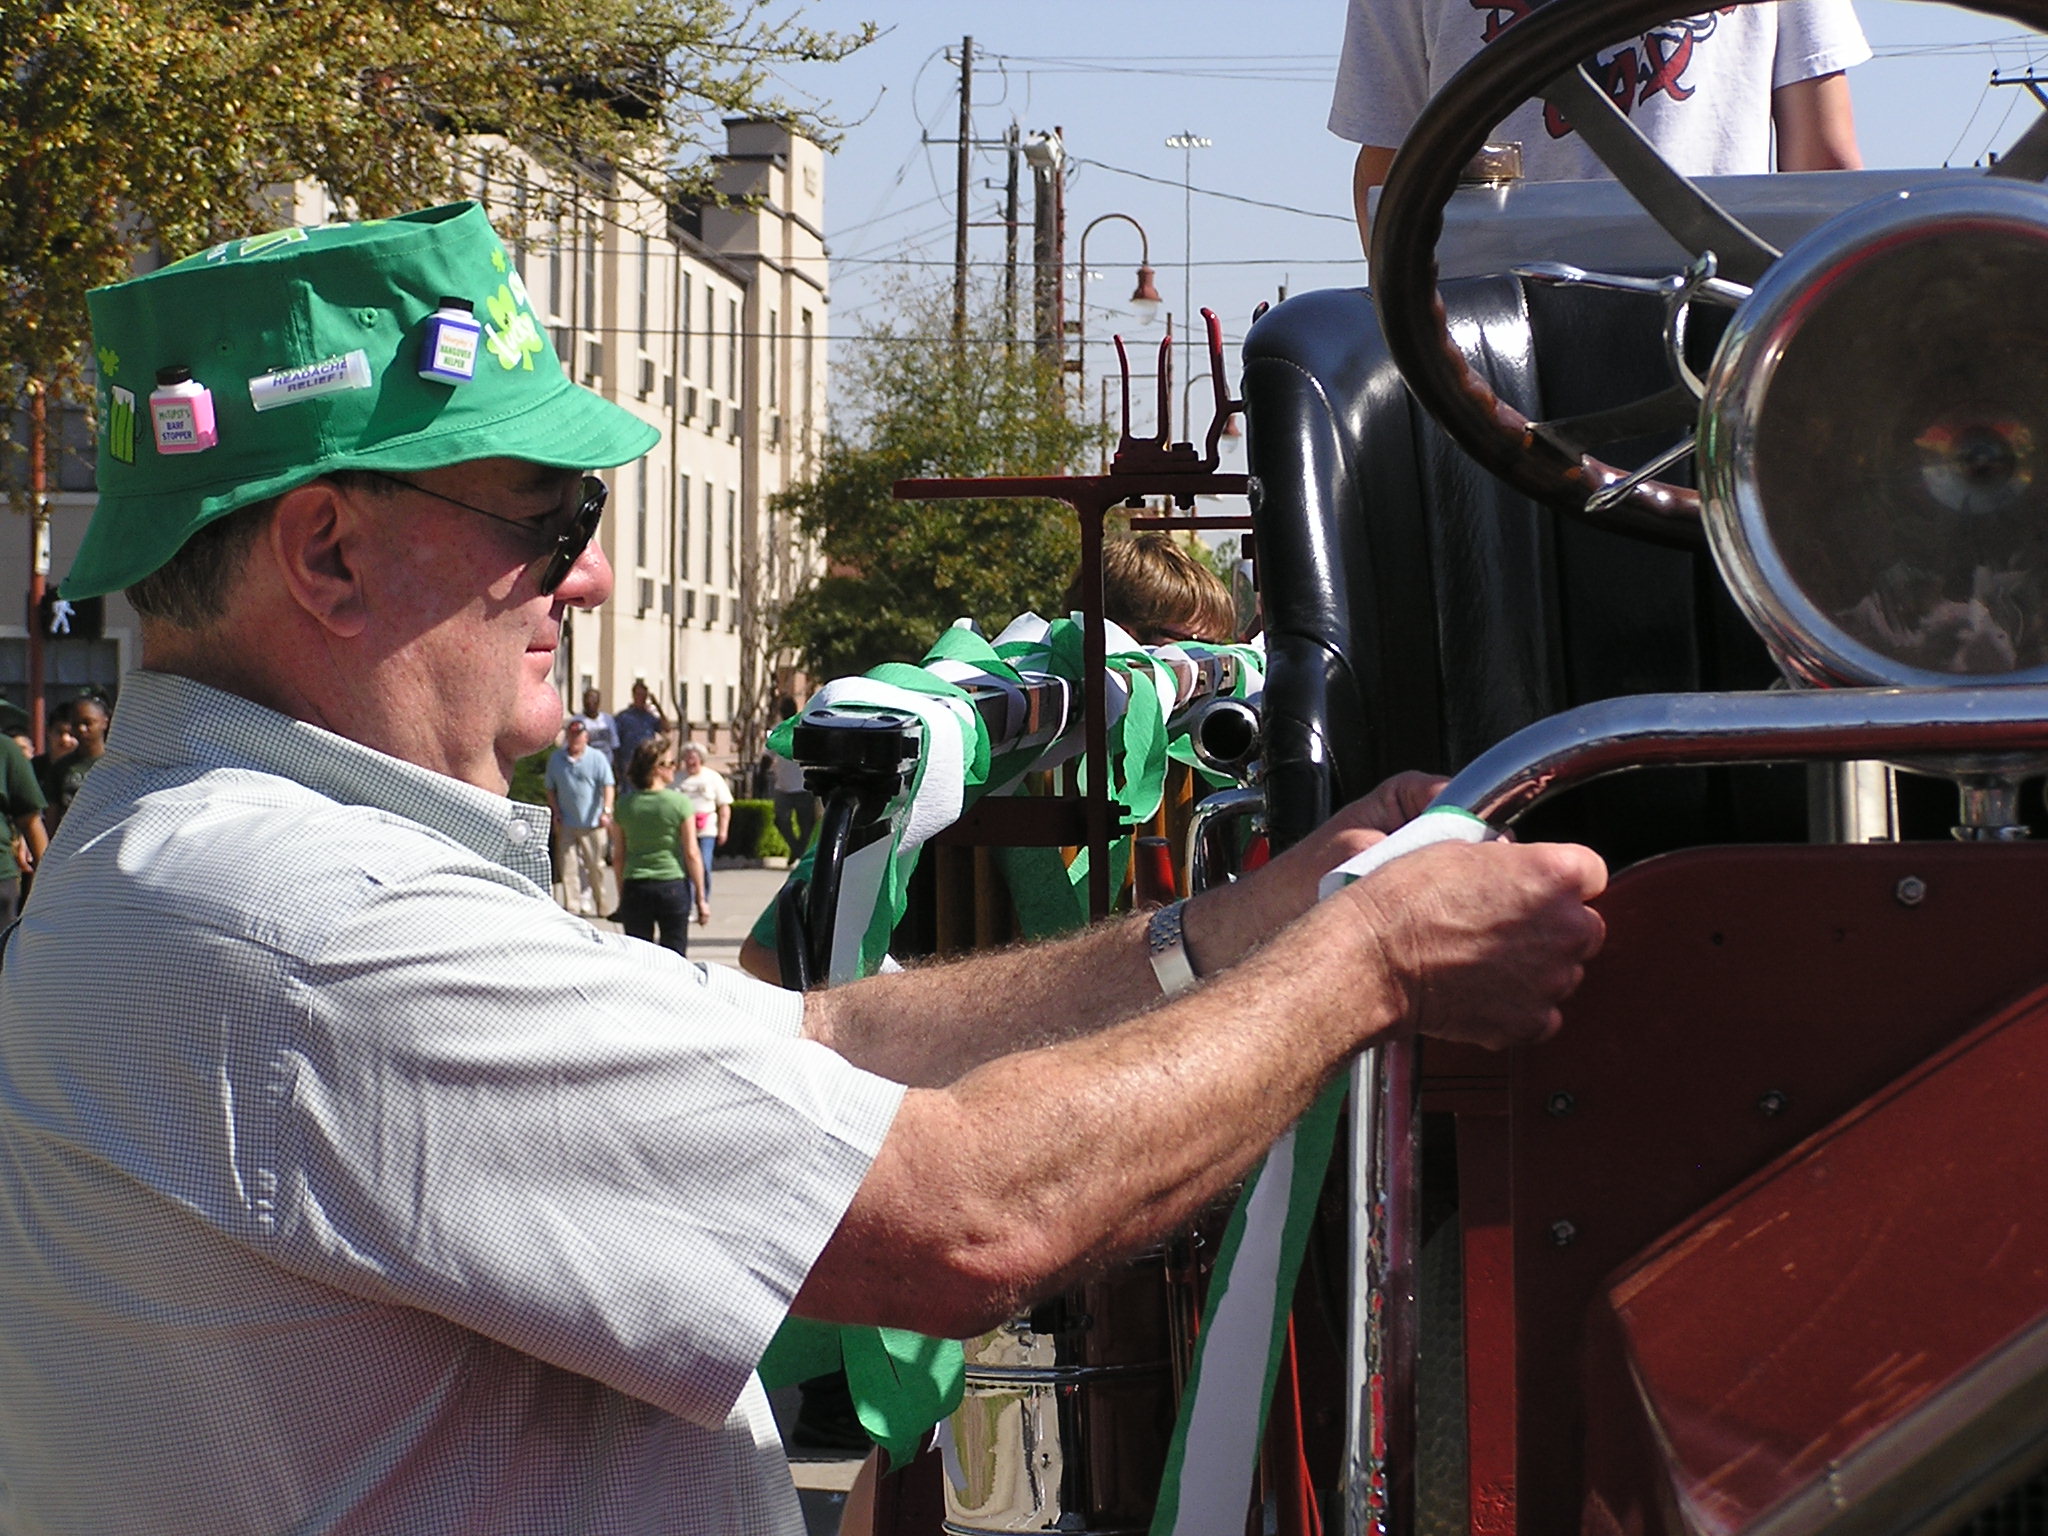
[696,835,717,899]
[618,878,693,955]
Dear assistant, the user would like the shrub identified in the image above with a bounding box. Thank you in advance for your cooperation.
[729,799,790,860]
[510,749,550,807]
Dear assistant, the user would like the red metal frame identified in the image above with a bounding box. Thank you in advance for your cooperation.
[893,310,1249,918]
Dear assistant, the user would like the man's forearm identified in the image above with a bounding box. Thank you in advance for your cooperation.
[797,895,1405,1333]
[799,836,1607,1334]
[801,904,1165,1085]
[798,778,1436,1082]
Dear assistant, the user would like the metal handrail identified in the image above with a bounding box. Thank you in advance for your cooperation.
[1439,682,2048,827]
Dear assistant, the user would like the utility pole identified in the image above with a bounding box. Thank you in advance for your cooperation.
[953,36,973,343]
[25,384,47,753]
[1025,129,1067,366]
[1003,124,1021,345]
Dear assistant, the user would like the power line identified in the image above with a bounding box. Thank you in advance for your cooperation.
[831,254,1357,270]
[1070,155,1352,224]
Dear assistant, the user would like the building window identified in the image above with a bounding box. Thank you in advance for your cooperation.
[703,682,714,724]
[705,286,717,390]
[726,684,736,722]
[726,298,738,401]
[801,309,815,445]
[637,233,650,350]
[582,220,597,334]
[677,474,691,580]
[766,309,778,411]
[512,167,529,276]
[680,273,693,378]
[726,490,737,589]
[704,481,715,582]
[635,459,649,571]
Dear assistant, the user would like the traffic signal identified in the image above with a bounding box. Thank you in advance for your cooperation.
[34,591,102,641]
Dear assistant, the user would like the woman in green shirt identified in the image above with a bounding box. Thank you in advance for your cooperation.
[611,738,710,953]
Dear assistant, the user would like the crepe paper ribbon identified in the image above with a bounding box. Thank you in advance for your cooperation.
[1150,806,1494,1536]
[751,619,1271,1469]
[757,1317,966,1471]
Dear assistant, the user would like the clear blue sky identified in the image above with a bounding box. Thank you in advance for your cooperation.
[774,1,2045,449]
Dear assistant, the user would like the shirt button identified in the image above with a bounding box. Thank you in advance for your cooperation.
[507,820,532,845]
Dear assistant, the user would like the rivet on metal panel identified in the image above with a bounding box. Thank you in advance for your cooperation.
[1549,1219,1577,1248]
[1756,1090,1788,1117]
[1546,1091,1575,1117]
[1895,876,1927,907]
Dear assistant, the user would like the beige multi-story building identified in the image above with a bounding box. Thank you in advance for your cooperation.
[3,118,825,779]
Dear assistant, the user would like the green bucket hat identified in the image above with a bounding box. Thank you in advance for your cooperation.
[68,200,659,599]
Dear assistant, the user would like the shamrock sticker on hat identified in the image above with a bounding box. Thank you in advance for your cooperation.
[483,269,545,372]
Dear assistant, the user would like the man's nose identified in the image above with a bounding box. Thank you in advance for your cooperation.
[555,537,613,610]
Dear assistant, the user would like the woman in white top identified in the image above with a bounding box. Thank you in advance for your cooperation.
[673,741,734,900]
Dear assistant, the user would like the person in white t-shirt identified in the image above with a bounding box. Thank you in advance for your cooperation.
[1330,0,1871,247]
[674,740,734,900]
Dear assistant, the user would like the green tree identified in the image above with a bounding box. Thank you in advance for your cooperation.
[0,0,871,396]
[776,292,1107,681]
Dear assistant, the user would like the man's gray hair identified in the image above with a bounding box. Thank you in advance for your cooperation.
[125,471,395,632]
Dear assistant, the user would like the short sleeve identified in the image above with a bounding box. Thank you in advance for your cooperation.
[265,862,904,1431]
[0,739,45,818]
[1328,0,1433,148]
[1772,0,1872,88]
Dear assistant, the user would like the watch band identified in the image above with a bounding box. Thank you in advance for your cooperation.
[1146,899,1198,996]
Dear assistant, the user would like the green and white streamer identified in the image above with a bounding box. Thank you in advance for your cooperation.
[752,614,1270,1468]
[1149,806,1493,1536]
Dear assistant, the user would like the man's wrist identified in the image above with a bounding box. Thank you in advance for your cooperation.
[1146,900,1201,996]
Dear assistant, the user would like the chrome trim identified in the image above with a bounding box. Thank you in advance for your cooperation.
[1185,787,1265,895]
[1437,684,2048,827]
[1185,696,1262,782]
[1343,1048,1381,1536]
[1343,1038,1423,1536]
[1699,177,2048,689]
[1740,1307,2048,1536]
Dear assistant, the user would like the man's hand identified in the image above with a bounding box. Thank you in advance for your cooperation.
[1339,838,1607,1050]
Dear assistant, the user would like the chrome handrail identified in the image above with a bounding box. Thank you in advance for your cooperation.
[1439,683,2048,827]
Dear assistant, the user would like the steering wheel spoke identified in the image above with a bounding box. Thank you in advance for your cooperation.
[1531,383,1700,459]
[1584,431,1697,516]
[1541,64,1781,285]
[1987,109,2048,179]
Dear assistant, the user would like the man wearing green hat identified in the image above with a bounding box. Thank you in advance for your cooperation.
[0,204,1606,1533]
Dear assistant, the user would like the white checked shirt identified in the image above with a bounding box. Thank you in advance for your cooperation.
[0,671,904,1535]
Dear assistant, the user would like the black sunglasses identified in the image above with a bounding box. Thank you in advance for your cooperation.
[359,470,609,595]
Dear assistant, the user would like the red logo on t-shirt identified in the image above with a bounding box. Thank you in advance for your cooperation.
[1469,3,1737,138]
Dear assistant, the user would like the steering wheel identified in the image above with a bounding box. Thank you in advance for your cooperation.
[1368,0,2048,545]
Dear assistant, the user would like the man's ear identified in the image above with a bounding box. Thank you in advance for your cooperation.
[268,480,370,638]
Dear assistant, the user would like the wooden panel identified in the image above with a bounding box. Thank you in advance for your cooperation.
[1603,980,2048,1536]
[1505,842,2048,1536]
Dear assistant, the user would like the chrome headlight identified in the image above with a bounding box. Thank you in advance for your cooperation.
[1701,179,2048,689]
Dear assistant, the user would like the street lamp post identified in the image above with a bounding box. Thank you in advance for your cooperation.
[1073,212,1161,418]
[1164,131,1211,440]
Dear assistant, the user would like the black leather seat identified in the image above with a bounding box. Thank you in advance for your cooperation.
[1243,279,1804,866]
